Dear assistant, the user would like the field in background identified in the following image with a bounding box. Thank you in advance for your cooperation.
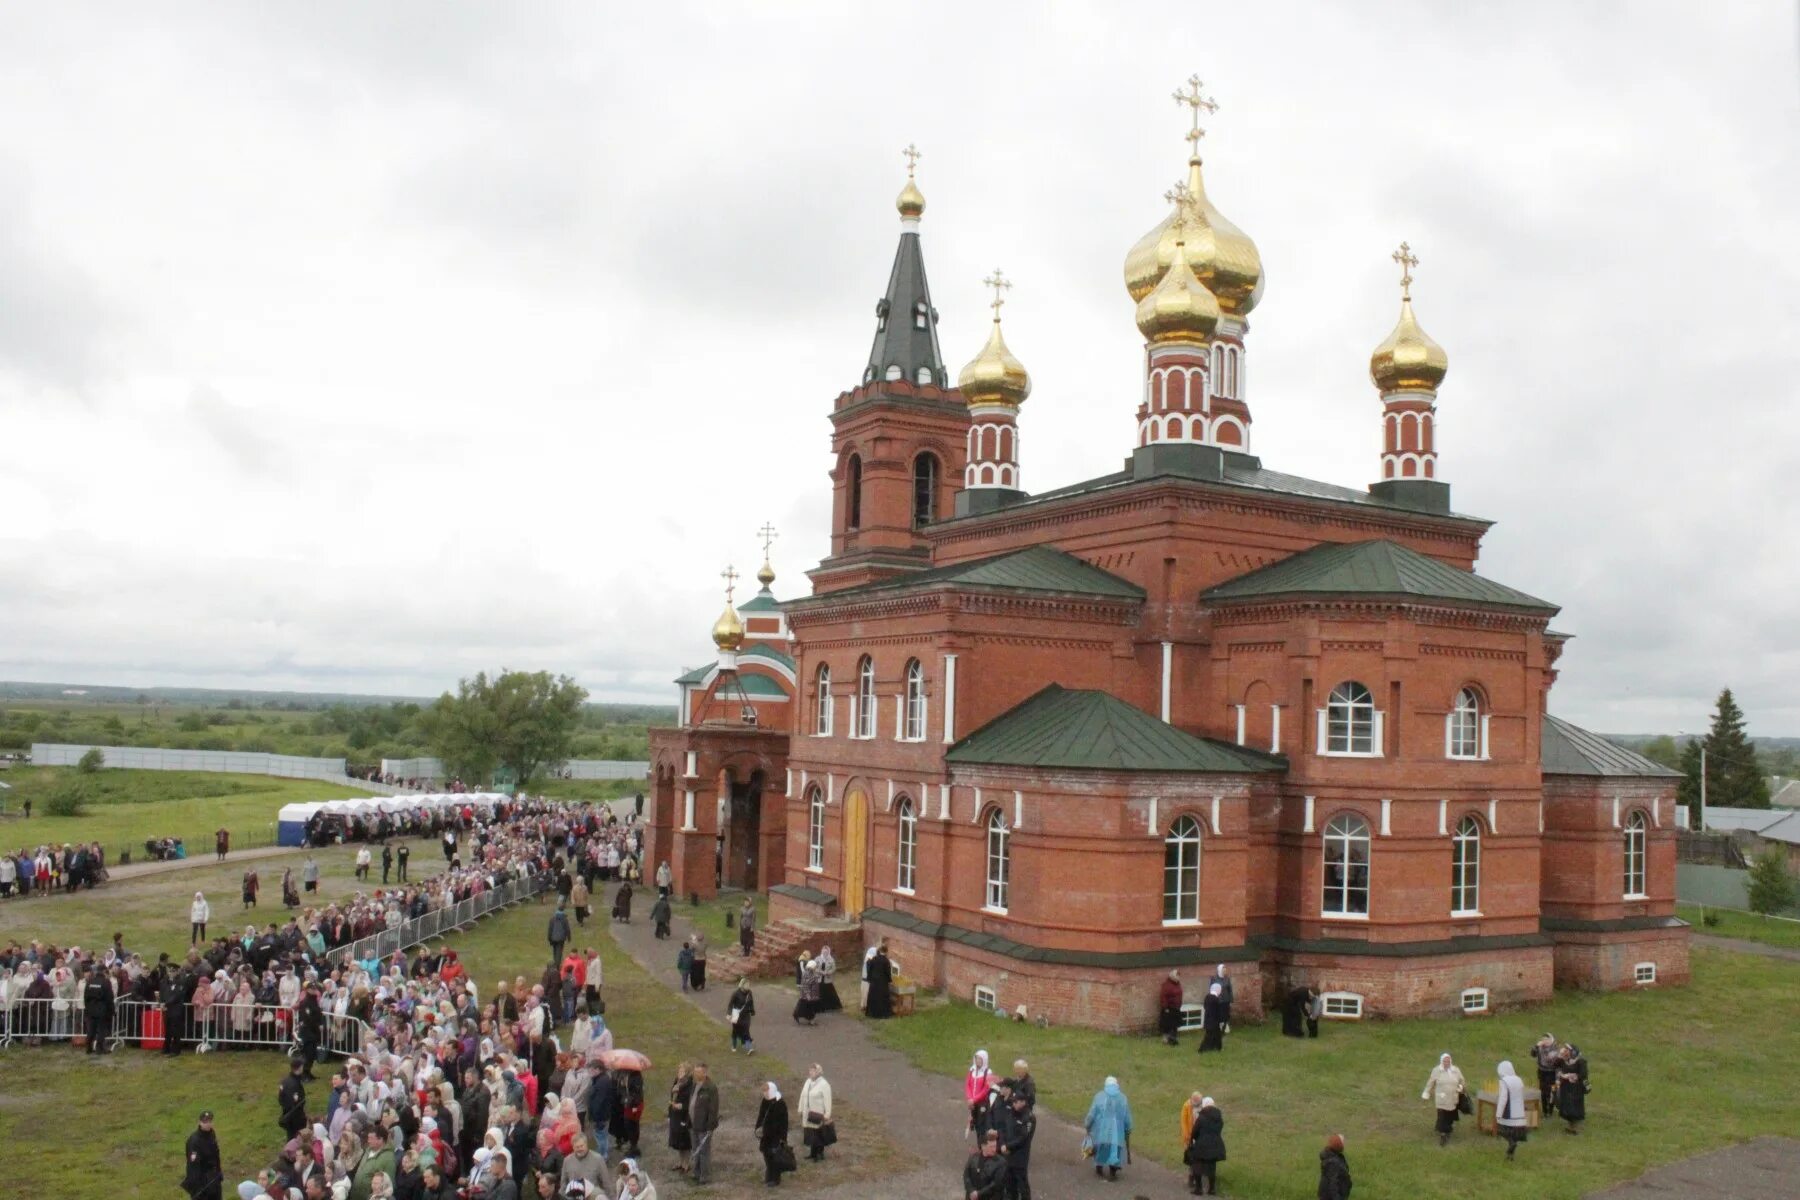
[1676,901,1800,949]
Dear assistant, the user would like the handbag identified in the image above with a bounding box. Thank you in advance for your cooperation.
[772,1142,797,1172]
[1457,1091,1473,1116]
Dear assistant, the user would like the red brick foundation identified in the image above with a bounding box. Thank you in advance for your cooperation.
[1550,926,1690,992]
[1264,943,1554,1018]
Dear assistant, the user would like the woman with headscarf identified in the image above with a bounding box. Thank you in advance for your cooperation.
[792,956,820,1026]
[754,1080,791,1187]
[1495,1060,1529,1160]
[1158,970,1184,1046]
[1317,1133,1351,1200]
[728,978,756,1054]
[964,1050,995,1138]
[191,891,211,943]
[1184,1095,1225,1196]
[1084,1076,1133,1181]
[1421,1052,1467,1146]
[616,1157,658,1200]
[797,1063,834,1162]
[813,947,841,1012]
[1555,1043,1588,1133]
[1198,982,1226,1053]
[1283,985,1319,1038]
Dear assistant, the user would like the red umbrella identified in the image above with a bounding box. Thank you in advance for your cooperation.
[600,1048,652,1072]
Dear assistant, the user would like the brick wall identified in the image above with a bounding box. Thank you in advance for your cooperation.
[1550,926,1690,992]
[1265,943,1554,1017]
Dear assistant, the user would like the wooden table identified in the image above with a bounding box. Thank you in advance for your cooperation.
[1476,1090,1542,1134]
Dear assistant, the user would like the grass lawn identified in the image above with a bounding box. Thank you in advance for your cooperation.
[867,949,1797,1200]
[530,777,646,803]
[0,860,903,1199]
[0,767,367,859]
[1677,902,1800,949]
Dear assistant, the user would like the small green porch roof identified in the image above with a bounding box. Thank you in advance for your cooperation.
[1541,715,1681,778]
[947,684,1286,774]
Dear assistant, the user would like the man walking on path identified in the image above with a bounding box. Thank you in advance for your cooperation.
[690,1062,720,1185]
[397,842,409,881]
[381,843,392,884]
[548,903,571,966]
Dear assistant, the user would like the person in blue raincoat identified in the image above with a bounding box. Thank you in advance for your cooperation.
[1084,1076,1133,1182]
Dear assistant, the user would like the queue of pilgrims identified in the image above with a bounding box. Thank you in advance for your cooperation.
[2,840,110,895]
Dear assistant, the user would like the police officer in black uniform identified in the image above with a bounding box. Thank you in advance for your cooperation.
[82,964,114,1053]
[182,1110,223,1200]
[1002,1090,1035,1200]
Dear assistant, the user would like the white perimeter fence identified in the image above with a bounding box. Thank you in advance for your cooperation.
[381,756,648,782]
[31,743,350,780]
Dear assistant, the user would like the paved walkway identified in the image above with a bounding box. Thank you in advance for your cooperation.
[1691,932,1800,962]
[106,843,300,881]
[1588,1136,1800,1198]
[606,894,1196,1200]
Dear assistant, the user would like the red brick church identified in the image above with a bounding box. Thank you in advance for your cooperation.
[648,89,1687,1030]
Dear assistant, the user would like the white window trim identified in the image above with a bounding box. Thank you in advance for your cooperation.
[1460,987,1490,1013]
[893,887,915,896]
[1161,918,1203,928]
[1633,962,1657,985]
[1320,992,1364,1020]
[1317,706,1385,758]
[1320,909,1371,922]
[973,984,996,1012]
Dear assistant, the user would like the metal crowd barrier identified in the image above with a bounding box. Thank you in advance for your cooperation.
[2,871,549,1055]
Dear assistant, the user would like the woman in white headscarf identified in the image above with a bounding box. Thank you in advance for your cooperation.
[1199,983,1226,1053]
[190,892,211,943]
[1421,1052,1467,1145]
[754,1080,791,1187]
[963,1048,996,1137]
[1496,1060,1529,1160]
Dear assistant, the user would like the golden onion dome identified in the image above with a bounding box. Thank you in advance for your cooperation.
[1124,158,1263,316]
[1135,241,1221,344]
[711,603,744,652]
[957,316,1031,407]
[1369,297,1449,392]
[897,176,926,220]
[756,559,776,588]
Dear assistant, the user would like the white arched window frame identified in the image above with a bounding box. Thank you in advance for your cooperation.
[1623,810,1648,899]
[1322,812,1371,918]
[814,664,833,737]
[1446,688,1488,759]
[896,797,917,892]
[1162,814,1203,924]
[1451,814,1481,915]
[853,656,876,739]
[984,809,1010,912]
[902,659,926,741]
[1320,682,1382,757]
[806,786,825,872]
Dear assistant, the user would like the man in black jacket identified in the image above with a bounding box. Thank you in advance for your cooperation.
[278,1057,309,1138]
[1002,1093,1035,1200]
[82,964,114,1053]
[182,1111,222,1200]
[296,988,325,1080]
[964,1130,1007,1200]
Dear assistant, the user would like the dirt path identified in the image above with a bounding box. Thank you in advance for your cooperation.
[606,893,1196,1200]
[1691,933,1800,962]
[105,843,300,881]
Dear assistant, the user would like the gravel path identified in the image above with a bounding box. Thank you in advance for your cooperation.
[607,893,1195,1200]
[1586,1136,1800,1198]
[1690,932,1800,962]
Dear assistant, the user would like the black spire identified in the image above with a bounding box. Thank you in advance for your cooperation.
[864,226,946,388]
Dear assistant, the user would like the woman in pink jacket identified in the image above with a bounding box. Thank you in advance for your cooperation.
[964,1049,995,1136]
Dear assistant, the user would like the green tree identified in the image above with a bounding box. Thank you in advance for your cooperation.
[1688,689,1773,810]
[424,669,588,788]
[1745,845,1796,916]
[1676,738,1705,822]
[1639,734,1680,771]
[76,747,105,773]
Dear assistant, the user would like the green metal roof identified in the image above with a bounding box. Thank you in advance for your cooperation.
[821,544,1145,601]
[947,684,1286,773]
[1201,539,1557,613]
[739,589,783,614]
[741,643,795,670]
[674,664,710,686]
[721,672,789,698]
[1541,715,1681,778]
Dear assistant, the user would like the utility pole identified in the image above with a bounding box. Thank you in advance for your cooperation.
[1699,744,1707,832]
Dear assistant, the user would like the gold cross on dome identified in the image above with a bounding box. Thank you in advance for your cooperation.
[902,143,921,178]
[1164,180,1196,217]
[757,522,779,559]
[721,565,738,605]
[983,269,1012,319]
[1173,74,1218,155]
[1392,241,1419,300]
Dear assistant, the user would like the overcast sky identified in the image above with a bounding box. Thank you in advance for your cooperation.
[1,3,1796,733]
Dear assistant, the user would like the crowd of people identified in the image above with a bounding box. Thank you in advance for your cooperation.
[2,841,110,896]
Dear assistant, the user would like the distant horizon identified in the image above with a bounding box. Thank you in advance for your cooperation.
[6,676,1795,744]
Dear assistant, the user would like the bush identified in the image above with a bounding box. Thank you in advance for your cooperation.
[1702,910,1722,928]
[76,747,106,774]
[1746,845,1797,916]
[43,779,88,817]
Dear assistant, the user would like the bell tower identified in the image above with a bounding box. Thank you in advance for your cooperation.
[811,146,970,594]
[1367,241,1452,515]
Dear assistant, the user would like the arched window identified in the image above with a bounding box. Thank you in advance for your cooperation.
[1324,682,1378,755]
[902,659,926,741]
[1447,688,1482,759]
[854,655,876,739]
[1163,815,1202,922]
[806,786,825,871]
[1623,810,1647,898]
[1322,813,1371,916]
[984,809,1010,911]
[912,453,939,528]
[1452,815,1481,914]
[846,454,863,529]
[814,663,833,736]
[896,797,917,891]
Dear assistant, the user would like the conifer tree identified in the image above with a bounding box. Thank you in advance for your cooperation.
[1701,688,1772,809]
[1676,738,1704,822]
[1745,845,1796,917]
